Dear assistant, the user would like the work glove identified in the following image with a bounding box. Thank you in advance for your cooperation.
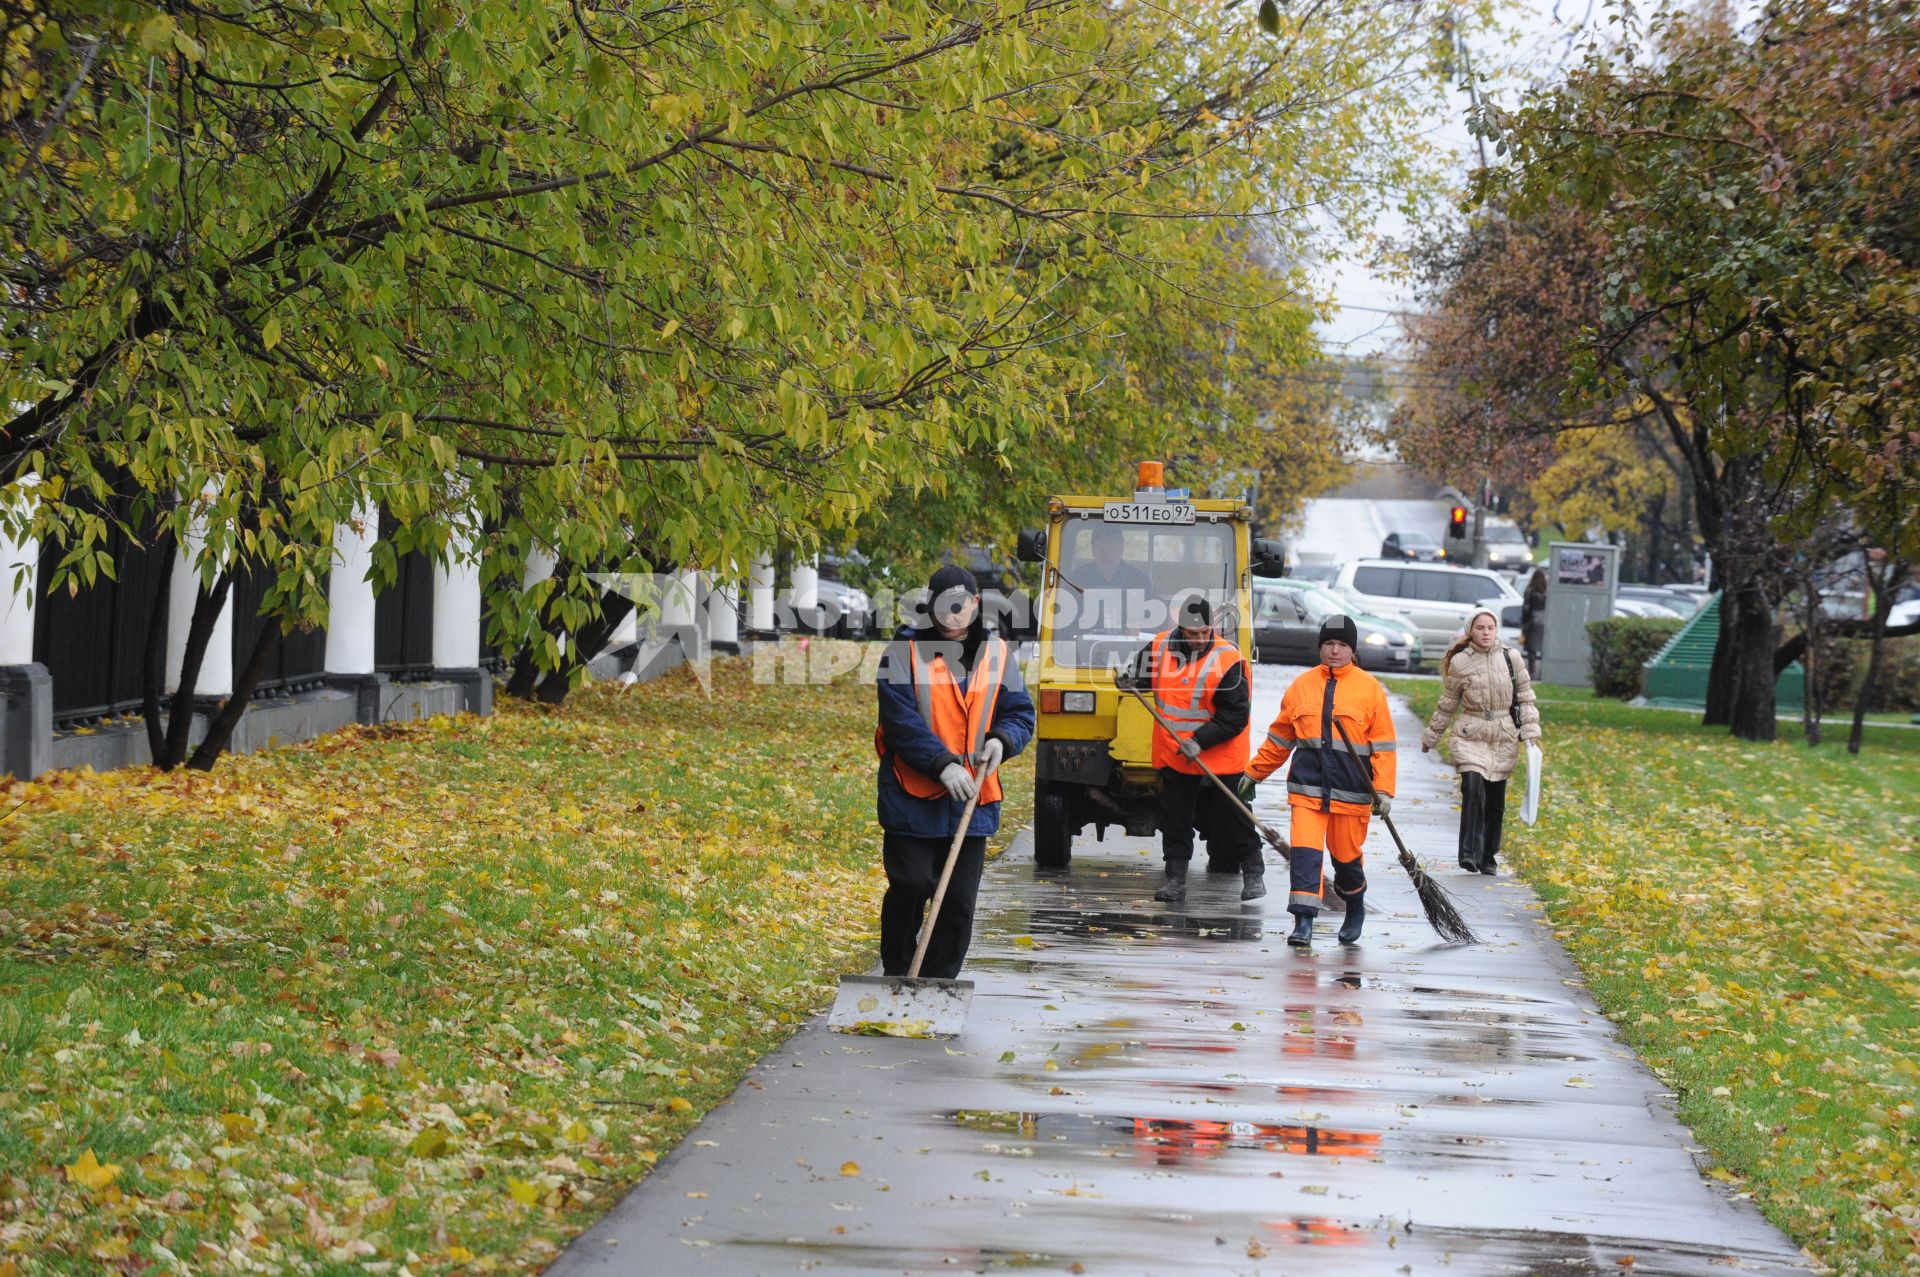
[1178,737,1202,761]
[1372,792,1392,817]
[1236,775,1258,803]
[938,762,978,803]
[973,737,1005,774]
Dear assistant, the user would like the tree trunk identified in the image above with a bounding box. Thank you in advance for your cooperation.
[1847,557,1906,756]
[142,533,177,763]
[188,620,284,770]
[504,647,543,700]
[1800,570,1822,748]
[532,591,636,706]
[1722,579,1778,742]
[158,570,234,769]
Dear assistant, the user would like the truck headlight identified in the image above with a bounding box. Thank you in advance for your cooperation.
[1062,691,1096,713]
[1364,632,1388,646]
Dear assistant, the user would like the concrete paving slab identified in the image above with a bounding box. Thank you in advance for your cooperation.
[549,683,1810,1277]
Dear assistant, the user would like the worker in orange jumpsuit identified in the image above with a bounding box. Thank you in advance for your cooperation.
[1243,614,1397,946]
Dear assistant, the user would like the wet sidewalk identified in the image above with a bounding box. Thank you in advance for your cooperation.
[549,690,1809,1276]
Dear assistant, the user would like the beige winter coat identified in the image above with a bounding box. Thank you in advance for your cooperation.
[1421,645,1542,782]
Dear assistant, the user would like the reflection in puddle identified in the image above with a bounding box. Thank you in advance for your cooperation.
[1019,907,1267,943]
[1262,1216,1371,1247]
[947,1110,1381,1169]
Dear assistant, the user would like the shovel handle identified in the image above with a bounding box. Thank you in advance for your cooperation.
[1122,686,1285,851]
[908,758,997,979]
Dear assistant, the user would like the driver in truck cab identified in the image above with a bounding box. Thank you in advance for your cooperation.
[1116,594,1262,905]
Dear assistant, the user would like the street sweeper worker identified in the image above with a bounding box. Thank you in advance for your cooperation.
[1117,593,1260,905]
[874,565,1035,978]
[1243,614,1397,947]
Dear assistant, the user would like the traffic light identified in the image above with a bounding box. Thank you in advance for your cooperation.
[1449,505,1468,536]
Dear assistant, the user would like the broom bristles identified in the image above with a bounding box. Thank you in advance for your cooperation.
[1399,850,1479,944]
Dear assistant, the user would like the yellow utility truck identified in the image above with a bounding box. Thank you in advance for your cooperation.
[1013,462,1287,867]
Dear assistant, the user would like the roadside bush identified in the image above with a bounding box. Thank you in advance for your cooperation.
[1807,637,1920,713]
[1588,616,1686,699]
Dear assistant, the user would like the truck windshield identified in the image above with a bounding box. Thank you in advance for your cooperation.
[1047,515,1236,669]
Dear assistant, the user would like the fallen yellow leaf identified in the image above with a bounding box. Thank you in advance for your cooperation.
[839,1160,860,1177]
[65,1150,120,1190]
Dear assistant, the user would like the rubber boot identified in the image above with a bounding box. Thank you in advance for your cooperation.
[1287,912,1314,947]
[1153,862,1189,903]
[1240,867,1267,902]
[1337,891,1365,944]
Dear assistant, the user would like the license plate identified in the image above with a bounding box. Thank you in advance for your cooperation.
[1103,502,1194,524]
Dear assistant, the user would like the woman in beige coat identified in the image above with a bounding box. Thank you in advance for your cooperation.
[1421,609,1543,874]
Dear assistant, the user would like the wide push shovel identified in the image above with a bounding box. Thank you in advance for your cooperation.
[828,761,995,1039]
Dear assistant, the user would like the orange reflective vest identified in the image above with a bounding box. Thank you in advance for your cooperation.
[1247,661,1396,815]
[1147,631,1251,775]
[877,635,1010,804]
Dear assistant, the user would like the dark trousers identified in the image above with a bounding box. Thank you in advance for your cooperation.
[1156,767,1260,869]
[1457,772,1509,869]
[880,831,986,979]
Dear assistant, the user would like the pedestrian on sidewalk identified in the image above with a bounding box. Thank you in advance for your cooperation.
[1421,607,1542,875]
[1242,615,1397,947]
[874,566,1036,978]
[1118,594,1259,905]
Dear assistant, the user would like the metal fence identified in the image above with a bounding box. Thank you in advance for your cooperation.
[374,509,436,678]
[230,561,330,698]
[33,513,170,728]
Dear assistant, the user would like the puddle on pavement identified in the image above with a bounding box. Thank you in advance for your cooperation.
[991,905,1270,944]
[947,1109,1383,1168]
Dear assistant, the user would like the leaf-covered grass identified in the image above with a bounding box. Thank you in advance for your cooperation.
[1386,678,1920,1276]
[0,646,1029,1274]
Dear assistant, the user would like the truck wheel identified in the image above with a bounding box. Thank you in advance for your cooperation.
[1033,784,1073,868]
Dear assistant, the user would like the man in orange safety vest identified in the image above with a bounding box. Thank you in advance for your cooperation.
[1120,594,1260,905]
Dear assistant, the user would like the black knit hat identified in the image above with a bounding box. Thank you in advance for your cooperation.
[1318,613,1358,649]
[927,564,980,599]
[1175,593,1212,628]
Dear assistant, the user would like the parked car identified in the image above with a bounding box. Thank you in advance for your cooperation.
[786,562,875,639]
[1330,559,1521,649]
[1611,596,1683,619]
[1380,529,1446,562]
[1617,585,1700,618]
[1287,559,1342,586]
[1253,580,1423,672]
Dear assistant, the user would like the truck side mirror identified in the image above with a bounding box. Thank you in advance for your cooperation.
[1251,537,1286,578]
[1016,528,1047,563]
[1500,604,1522,627]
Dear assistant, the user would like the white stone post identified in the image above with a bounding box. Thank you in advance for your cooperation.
[166,503,234,698]
[0,489,37,667]
[325,502,378,677]
[324,500,388,723]
[432,501,489,714]
[791,554,819,633]
[748,552,775,634]
[708,579,740,653]
[0,477,50,779]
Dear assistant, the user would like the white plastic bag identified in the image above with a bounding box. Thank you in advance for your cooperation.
[1521,741,1543,826]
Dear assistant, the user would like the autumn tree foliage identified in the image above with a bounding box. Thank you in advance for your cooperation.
[1399,0,1919,743]
[1,0,1446,763]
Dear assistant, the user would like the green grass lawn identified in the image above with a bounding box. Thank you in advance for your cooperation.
[0,643,1032,1274]
[1386,677,1920,1276]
